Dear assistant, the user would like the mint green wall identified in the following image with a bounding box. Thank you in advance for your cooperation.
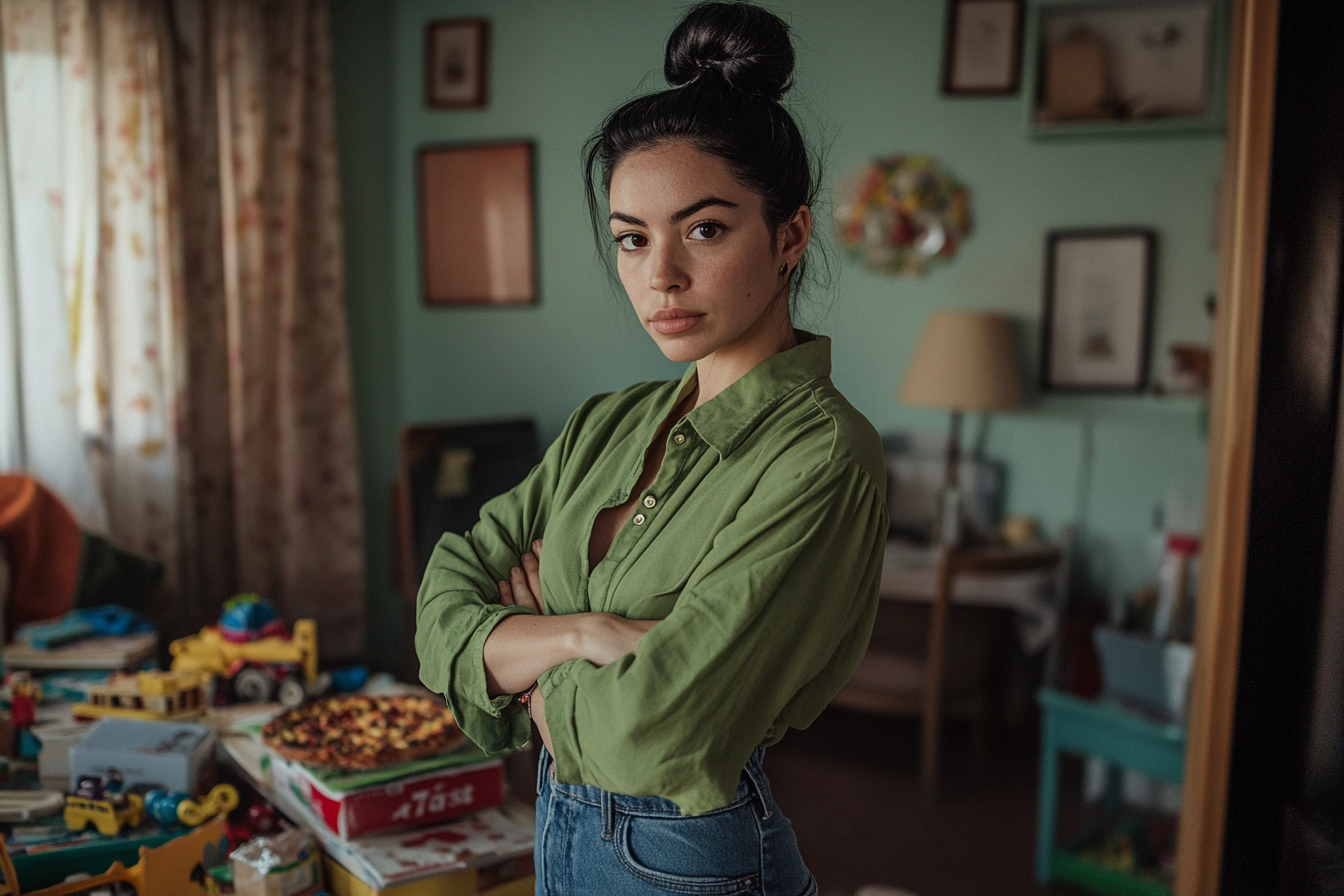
[331,1,1220,666]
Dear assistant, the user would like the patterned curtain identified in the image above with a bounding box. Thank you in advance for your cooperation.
[173,0,366,656]
[0,0,366,658]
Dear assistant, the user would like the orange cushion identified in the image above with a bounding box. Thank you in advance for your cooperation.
[0,475,82,632]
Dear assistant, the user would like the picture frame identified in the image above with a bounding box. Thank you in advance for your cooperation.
[1024,0,1228,137]
[942,0,1025,95]
[425,19,488,109]
[1041,229,1156,392]
[418,142,536,306]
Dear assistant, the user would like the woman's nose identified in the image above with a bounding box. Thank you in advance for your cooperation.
[649,244,687,293]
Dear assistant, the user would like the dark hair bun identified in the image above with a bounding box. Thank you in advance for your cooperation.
[664,2,795,102]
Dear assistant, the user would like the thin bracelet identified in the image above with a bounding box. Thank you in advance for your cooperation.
[518,682,539,719]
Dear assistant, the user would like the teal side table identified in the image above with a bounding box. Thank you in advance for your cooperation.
[1036,689,1187,896]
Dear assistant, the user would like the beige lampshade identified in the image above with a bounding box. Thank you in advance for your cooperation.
[899,310,1024,411]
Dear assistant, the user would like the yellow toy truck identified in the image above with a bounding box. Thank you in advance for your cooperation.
[169,617,325,708]
[63,792,144,836]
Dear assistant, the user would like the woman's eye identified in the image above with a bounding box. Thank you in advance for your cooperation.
[615,233,647,251]
[689,222,722,240]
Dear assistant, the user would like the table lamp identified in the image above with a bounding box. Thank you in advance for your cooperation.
[899,310,1024,544]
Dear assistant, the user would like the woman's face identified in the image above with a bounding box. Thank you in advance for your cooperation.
[608,142,810,367]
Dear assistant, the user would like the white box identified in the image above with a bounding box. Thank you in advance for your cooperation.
[69,717,215,794]
[31,719,94,783]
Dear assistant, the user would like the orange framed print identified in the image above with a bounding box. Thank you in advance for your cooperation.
[418,142,536,306]
[426,19,488,109]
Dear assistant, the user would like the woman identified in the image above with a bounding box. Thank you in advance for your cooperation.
[416,3,887,893]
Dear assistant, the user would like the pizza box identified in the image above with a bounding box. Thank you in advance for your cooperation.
[269,747,504,839]
[308,804,534,890]
[321,852,533,896]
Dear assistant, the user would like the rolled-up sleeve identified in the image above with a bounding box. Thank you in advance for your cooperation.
[538,457,888,815]
[414,403,589,755]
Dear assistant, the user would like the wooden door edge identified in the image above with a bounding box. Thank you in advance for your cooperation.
[1174,1,1280,893]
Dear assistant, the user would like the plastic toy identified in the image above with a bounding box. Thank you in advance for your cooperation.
[144,784,239,827]
[73,769,125,800]
[74,604,155,636]
[1,672,43,758]
[169,599,327,707]
[63,791,144,836]
[218,594,290,643]
[72,669,208,722]
[0,815,231,896]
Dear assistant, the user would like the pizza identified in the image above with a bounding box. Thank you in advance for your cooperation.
[261,694,467,770]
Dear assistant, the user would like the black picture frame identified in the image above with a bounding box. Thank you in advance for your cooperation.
[942,0,1025,96]
[425,18,489,109]
[1041,229,1156,392]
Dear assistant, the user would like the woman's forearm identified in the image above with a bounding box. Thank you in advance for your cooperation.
[482,614,584,697]
[483,611,658,697]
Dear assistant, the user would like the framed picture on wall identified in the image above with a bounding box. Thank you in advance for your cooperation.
[1026,0,1226,136]
[1041,229,1156,392]
[418,142,536,306]
[942,0,1025,95]
[425,19,488,109]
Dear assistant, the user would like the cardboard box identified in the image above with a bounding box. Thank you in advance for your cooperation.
[69,717,215,794]
[271,752,504,839]
[321,853,533,896]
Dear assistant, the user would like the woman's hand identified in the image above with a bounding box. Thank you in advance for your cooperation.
[576,613,657,667]
[499,540,545,613]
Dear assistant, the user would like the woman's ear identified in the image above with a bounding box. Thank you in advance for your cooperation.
[778,206,813,267]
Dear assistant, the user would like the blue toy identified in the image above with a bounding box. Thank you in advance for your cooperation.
[218,594,288,643]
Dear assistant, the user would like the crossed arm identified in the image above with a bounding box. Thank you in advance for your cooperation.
[483,540,656,752]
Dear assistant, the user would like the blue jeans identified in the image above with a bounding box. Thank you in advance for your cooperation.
[534,745,817,895]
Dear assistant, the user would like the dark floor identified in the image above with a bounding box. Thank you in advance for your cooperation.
[504,707,1098,896]
[765,706,1088,896]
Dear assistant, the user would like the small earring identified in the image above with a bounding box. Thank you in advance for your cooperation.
[778,263,788,277]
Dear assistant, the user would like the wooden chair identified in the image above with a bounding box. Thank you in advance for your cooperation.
[833,543,1064,797]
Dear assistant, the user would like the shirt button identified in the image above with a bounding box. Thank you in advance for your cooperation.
[643,495,657,509]
[633,513,646,526]
[673,433,686,444]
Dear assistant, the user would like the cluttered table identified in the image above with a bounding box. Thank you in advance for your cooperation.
[0,596,535,896]
[880,539,1064,653]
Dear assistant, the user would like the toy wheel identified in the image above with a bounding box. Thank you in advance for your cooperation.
[277,676,306,709]
[233,667,274,703]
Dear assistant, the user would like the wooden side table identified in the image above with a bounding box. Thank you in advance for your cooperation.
[1035,688,1186,896]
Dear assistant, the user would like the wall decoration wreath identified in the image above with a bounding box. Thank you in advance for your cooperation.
[834,155,972,278]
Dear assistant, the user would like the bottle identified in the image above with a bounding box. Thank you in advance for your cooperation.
[1153,534,1200,641]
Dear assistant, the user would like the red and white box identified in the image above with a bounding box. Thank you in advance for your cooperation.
[269,754,505,840]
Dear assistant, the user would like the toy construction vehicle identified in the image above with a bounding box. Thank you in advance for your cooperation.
[169,595,327,708]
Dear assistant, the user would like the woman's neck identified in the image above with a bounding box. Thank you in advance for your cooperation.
[692,317,797,409]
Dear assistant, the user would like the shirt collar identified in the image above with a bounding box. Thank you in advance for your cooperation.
[672,331,832,458]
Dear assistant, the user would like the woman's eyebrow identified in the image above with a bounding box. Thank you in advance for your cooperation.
[670,197,737,222]
[608,197,740,228]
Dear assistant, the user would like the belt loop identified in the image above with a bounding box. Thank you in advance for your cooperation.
[536,745,549,795]
[743,752,773,821]
[601,789,617,839]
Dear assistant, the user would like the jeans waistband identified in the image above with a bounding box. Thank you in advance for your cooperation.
[538,745,772,820]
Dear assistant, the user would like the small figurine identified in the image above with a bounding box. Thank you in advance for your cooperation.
[3,671,44,758]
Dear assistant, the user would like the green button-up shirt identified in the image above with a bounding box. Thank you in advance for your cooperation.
[415,333,888,815]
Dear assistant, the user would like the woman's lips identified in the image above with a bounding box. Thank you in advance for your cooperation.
[649,309,704,335]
